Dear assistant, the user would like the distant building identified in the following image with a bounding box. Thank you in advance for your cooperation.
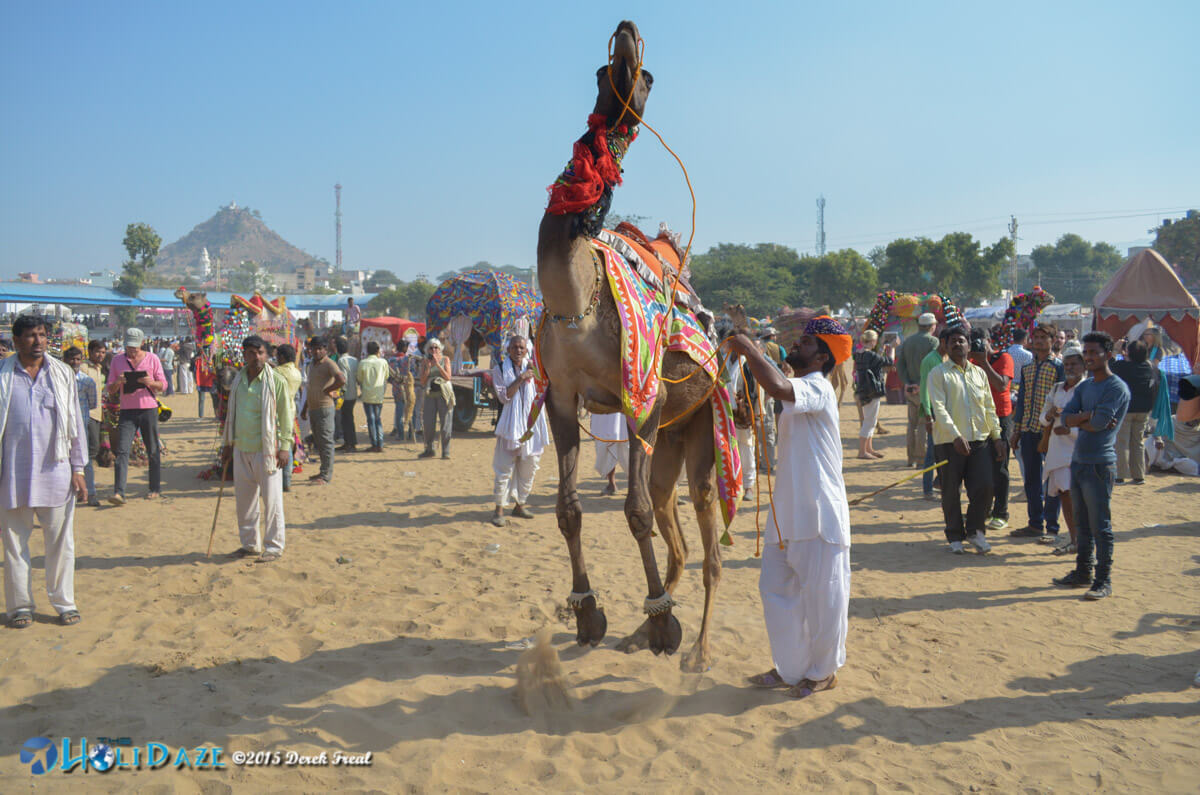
[88,270,118,288]
[275,263,328,293]
[17,272,40,283]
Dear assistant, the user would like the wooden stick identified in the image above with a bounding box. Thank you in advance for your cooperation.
[849,459,947,506]
[205,456,231,557]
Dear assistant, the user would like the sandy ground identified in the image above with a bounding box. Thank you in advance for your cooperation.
[1,392,1197,793]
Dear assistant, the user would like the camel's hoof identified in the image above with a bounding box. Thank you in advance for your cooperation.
[649,613,683,657]
[587,609,607,647]
[573,598,607,647]
[615,620,651,654]
[680,646,712,673]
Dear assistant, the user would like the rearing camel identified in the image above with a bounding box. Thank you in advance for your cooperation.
[536,20,727,673]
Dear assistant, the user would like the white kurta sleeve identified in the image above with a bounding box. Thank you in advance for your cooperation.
[782,376,828,416]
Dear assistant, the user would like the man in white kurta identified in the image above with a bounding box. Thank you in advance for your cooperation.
[591,411,628,495]
[729,316,853,698]
[490,336,548,527]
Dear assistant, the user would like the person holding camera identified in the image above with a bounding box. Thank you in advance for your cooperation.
[853,329,892,460]
[419,338,454,459]
[105,328,166,505]
[927,326,1005,554]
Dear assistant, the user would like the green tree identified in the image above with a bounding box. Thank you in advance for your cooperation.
[369,279,437,319]
[114,222,161,326]
[1151,210,1200,290]
[689,243,800,317]
[364,269,400,290]
[876,233,1010,305]
[1029,234,1123,304]
[226,260,276,294]
[958,236,1013,305]
[798,249,878,315]
[878,237,935,291]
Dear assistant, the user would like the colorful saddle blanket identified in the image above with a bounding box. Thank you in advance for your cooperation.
[597,238,742,527]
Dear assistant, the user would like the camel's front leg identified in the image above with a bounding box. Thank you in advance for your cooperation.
[681,408,721,673]
[547,388,606,646]
[624,404,682,656]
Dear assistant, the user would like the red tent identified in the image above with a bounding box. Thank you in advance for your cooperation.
[1093,249,1199,365]
[360,316,426,344]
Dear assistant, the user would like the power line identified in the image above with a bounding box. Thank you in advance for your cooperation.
[825,205,1194,249]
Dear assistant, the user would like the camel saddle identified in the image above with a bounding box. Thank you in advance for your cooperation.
[595,223,706,320]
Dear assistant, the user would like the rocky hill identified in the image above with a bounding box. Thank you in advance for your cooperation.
[156,203,321,277]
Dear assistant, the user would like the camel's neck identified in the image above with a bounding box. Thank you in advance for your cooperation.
[537,117,638,318]
[537,213,598,318]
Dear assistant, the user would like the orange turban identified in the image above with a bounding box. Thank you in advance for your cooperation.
[803,315,853,366]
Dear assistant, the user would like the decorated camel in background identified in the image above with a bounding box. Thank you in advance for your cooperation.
[536,21,739,672]
[175,286,301,477]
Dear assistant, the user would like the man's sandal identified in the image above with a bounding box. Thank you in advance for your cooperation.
[9,610,33,629]
[747,669,790,689]
[59,610,81,626]
[786,673,838,699]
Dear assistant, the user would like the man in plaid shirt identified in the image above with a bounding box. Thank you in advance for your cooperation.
[1009,324,1064,538]
[1159,351,1192,410]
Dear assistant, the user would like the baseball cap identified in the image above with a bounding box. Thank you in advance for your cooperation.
[1060,341,1083,360]
[124,328,145,347]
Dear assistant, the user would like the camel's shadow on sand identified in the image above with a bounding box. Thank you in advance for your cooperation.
[3,634,1197,755]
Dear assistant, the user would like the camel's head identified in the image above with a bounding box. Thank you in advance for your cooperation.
[185,291,209,313]
[593,20,652,128]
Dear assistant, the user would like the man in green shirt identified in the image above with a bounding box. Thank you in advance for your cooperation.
[356,340,390,452]
[918,336,947,499]
[898,313,939,467]
[221,335,294,563]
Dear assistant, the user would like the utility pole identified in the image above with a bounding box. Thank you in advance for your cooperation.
[1008,215,1019,295]
[816,195,827,256]
[335,183,343,273]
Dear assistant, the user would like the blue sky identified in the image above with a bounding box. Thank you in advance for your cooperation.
[2,1,1196,281]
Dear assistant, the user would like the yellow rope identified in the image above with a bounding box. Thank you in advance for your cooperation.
[605,31,698,388]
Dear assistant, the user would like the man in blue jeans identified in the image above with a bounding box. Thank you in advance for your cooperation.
[1009,324,1063,538]
[1053,331,1130,601]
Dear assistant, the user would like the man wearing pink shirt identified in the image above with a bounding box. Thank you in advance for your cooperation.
[104,328,166,505]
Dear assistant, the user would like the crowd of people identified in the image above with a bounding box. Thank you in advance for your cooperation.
[881,317,1200,603]
[2,309,1197,699]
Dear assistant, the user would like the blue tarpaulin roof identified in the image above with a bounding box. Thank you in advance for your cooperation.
[0,283,375,312]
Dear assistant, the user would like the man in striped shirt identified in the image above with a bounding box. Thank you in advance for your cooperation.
[1009,323,1064,539]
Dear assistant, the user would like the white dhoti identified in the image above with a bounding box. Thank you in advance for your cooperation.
[736,425,757,492]
[2,499,77,617]
[493,444,540,509]
[759,537,850,684]
[591,412,628,476]
[491,352,548,510]
[233,450,285,555]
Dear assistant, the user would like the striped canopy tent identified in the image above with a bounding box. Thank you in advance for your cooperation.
[1093,249,1199,365]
